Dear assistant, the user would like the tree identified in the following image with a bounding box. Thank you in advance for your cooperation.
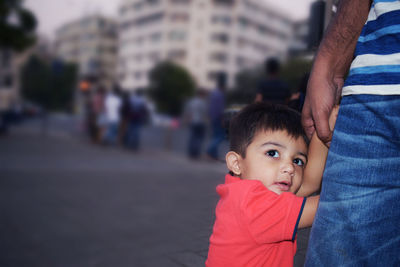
[280,58,313,91]
[0,0,37,51]
[148,61,196,117]
[228,66,263,105]
[20,55,78,111]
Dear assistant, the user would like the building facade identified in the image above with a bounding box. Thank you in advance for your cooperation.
[288,19,310,57]
[117,0,295,90]
[54,16,118,90]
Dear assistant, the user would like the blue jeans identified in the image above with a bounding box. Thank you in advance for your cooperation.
[305,95,400,266]
[126,122,142,150]
[207,119,225,159]
[104,122,119,145]
[188,123,206,159]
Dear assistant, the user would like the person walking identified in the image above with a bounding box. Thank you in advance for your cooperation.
[183,89,208,159]
[206,73,226,161]
[103,86,122,145]
[302,0,400,266]
[126,90,148,151]
[255,58,290,105]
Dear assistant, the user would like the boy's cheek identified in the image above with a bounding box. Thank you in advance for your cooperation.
[292,177,303,193]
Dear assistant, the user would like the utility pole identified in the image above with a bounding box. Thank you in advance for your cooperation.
[308,0,338,49]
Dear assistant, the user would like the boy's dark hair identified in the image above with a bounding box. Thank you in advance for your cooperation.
[229,103,308,157]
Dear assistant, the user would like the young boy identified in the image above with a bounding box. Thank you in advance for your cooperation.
[206,103,337,266]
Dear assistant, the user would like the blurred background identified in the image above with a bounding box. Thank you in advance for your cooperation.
[0,0,337,266]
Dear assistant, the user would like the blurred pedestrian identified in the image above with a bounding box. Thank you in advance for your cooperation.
[183,88,208,159]
[119,91,131,146]
[126,89,148,151]
[103,86,122,145]
[206,73,226,161]
[255,58,290,104]
[89,87,105,143]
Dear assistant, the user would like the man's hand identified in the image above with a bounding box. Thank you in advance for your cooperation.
[302,71,343,145]
[301,0,371,145]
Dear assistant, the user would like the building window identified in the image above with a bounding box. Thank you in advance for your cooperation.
[169,30,186,41]
[150,32,162,42]
[211,33,229,44]
[170,0,191,4]
[135,12,164,26]
[167,49,186,61]
[211,15,231,26]
[148,0,160,5]
[238,17,249,30]
[170,13,190,23]
[133,2,143,10]
[258,25,267,35]
[121,12,164,30]
[213,0,234,6]
[98,19,106,28]
[210,52,228,63]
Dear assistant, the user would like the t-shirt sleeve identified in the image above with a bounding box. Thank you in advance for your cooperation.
[241,184,305,244]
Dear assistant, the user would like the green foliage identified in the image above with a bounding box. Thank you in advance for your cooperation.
[228,66,263,105]
[20,55,78,111]
[148,61,196,116]
[281,58,313,92]
[0,0,37,51]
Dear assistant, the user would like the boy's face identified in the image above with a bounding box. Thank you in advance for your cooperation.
[237,130,308,195]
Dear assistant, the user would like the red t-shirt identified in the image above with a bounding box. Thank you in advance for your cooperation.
[206,174,306,267]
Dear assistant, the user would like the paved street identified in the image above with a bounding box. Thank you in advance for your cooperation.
[0,119,309,267]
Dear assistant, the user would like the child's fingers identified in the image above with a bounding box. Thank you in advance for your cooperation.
[329,105,339,131]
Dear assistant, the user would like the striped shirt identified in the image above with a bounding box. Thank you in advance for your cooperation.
[343,0,400,96]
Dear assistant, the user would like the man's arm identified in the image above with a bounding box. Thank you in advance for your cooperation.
[302,0,371,143]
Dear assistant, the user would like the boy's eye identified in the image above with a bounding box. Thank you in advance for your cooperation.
[266,150,279,158]
[293,158,305,166]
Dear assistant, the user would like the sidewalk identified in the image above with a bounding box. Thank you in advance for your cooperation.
[1,117,310,266]
[13,114,230,159]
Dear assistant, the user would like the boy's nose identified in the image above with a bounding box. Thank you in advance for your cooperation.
[281,161,294,176]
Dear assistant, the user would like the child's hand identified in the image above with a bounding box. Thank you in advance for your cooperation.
[324,105,339,148]
[329,105,339,131]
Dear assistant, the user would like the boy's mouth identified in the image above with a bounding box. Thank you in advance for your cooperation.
[275,181,291,191]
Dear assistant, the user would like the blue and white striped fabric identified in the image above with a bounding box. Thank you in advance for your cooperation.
[342,0,400,95]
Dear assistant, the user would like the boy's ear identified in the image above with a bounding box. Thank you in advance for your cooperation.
[226,151,242,176]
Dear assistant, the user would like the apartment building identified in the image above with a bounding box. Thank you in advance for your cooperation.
[54,16,117,90]
[289,19,310,56]
[117,0,294,90]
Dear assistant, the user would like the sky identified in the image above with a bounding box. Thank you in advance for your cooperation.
[24,0,316,39]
